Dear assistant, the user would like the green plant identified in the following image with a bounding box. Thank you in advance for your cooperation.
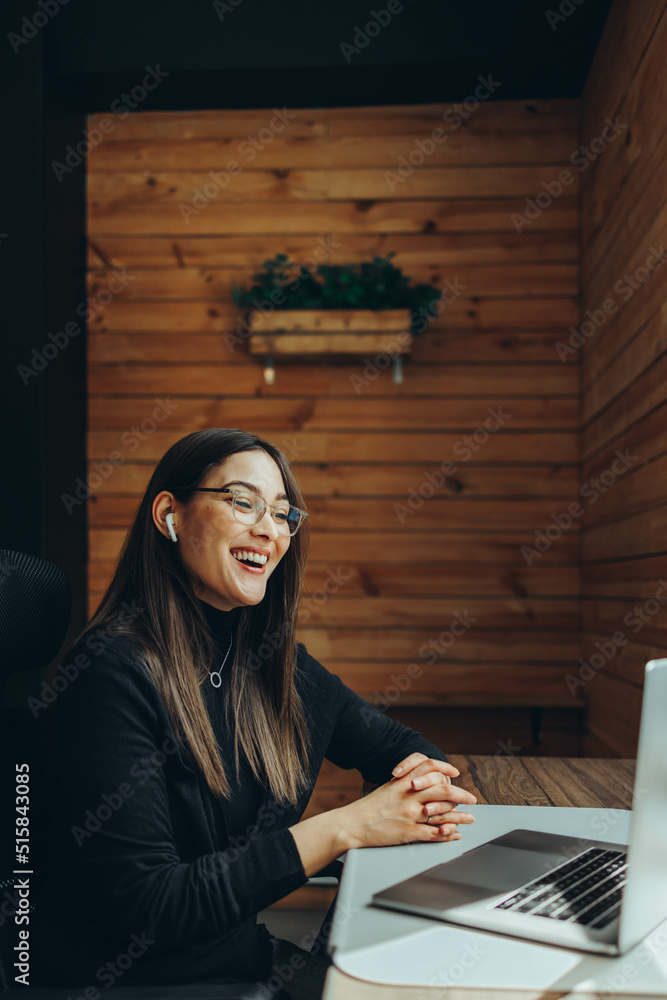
[231,252,441,335]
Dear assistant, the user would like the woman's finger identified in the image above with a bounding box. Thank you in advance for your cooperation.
[411,774,477,806]
[406,760,461,786]
[436,827,463,840]
[422,799,475,819]
[422,807,475,826]
[392,754,459,780]
[417,823,462,842]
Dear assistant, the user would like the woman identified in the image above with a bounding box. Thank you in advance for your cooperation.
[31,428,475,997]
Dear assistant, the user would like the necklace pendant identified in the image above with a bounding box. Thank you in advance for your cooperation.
[208,633,233,689]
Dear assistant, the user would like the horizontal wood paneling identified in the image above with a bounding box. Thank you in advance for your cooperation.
[87,207,578,264]
[86,429,579,463]
[86,96,584,833]
[89,100,580,139]
[89,299,579,332]
[85,463,579,498]
[87,264,579,300]
[89,211,579,247]
[88,331,577,365]
[86,398,577,430]
[87,138,577,172]
[87,365,578,397]
[580,0,667,756]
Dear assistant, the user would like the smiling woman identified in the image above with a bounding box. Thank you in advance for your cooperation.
[29,428,474,998]
[155,457,308,611]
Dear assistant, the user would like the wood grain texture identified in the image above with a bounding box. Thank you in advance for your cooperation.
[87,330,579,365]
[86,429,579,464]
[87,265,580,301]
[86,365,578,398]
[89,100,580,139]
[85,98,584,817]
[581,5,667,250]
[580,0,667,758]
[87,297,579,332]
[450,755,635,808]
[83,462,580,498]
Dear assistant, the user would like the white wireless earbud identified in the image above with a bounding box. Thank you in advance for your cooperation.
[165,512,178,542]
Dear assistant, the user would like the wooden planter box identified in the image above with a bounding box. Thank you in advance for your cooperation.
[248,309,413,359]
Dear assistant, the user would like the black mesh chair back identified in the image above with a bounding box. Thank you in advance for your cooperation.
[0,550,72,674]
[0,551,71,991]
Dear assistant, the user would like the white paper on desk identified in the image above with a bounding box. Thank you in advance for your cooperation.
[329,805,667,994]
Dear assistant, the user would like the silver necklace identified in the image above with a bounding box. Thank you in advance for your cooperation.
[209,634,233,688]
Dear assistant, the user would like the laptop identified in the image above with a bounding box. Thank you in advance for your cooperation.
[372,659,667,956]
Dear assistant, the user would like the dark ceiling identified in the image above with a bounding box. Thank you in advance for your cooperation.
[47,0,616,111]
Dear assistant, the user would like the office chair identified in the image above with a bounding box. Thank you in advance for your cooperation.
[0,549,338,999]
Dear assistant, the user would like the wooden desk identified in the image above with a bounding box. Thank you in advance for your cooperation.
[325,755,640,1000]
[448,754,635,810]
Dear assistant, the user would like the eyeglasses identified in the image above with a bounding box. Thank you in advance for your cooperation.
[175,487,308,536]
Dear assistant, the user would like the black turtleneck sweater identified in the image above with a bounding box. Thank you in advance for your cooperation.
[198,600,263,839]
[30,601,449,987]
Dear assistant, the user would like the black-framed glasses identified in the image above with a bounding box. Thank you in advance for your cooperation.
[173,487,308,536]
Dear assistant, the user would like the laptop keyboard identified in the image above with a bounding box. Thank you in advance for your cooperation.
[492,847,627,929]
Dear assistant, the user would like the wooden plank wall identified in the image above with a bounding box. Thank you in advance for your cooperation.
[579,0,667,757]
[85,96,584,782]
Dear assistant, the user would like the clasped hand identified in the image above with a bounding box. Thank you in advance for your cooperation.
[343,752,476,849]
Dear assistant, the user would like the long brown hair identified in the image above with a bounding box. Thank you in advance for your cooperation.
[64,429,311,804]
